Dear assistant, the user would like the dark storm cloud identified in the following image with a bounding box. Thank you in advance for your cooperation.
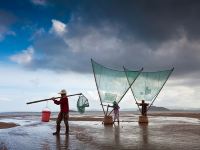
[0,10,15,25]
[52,0,200,44]
[14,0,200,79]
[0,10,16,41]
[32,34,90,73]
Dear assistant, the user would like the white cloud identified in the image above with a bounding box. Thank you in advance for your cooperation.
[154,79,200,109]
[0,63,199,112]
[29,28,45,40]
[10,46,34,65]
[50,19,67,37]
[0,96,12,102]
[6,30,16,36]
[30,0,47,6]
[0,26,16,41]
[0,64,100,112]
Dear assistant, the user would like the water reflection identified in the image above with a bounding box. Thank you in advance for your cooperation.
[41,139,51,150]
[103,124,121,148]
[139,124,149,149]
[55,134,69,150]
[114,124,120,146]
[104,125,114,139]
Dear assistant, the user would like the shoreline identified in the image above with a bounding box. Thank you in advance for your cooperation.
[148,112,200,119]
[0,112,199,129]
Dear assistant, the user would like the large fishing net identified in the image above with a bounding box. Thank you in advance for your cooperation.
[124,67,174,103]
[77,95,89,114]
[91,59,142,105]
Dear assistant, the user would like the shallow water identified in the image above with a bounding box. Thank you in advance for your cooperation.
[0,112,199,150]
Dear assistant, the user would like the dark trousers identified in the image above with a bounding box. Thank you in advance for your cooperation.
[56,112,69,133]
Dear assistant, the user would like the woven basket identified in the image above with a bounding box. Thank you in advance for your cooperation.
[138,115,148,124]
[103,115,113,125]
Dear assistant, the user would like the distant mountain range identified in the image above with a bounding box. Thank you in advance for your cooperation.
[148,106,170,111]
[107,106,170,111]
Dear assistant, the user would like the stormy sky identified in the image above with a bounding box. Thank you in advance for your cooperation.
[4,0,200,74]
[0,0,200,111]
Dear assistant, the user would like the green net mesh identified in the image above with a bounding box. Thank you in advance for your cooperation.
[91,59,141,104]
[124,68,174,102]
[77,95,89,114]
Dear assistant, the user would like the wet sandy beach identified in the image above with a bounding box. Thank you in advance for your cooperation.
[0,112,199,150]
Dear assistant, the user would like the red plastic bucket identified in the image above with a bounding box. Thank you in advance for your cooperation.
[41,108,51,122]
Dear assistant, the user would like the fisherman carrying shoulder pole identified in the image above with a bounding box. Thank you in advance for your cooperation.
[26,90,82,134]
[52,89,69,135]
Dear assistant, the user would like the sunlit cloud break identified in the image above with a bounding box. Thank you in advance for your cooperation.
[50,19,67,37]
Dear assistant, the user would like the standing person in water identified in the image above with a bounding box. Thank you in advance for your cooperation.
[136,100,149,116]
[111,101,120,124]
[52,89,69,135]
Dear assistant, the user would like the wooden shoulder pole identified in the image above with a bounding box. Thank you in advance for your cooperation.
[26,93,82,105]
